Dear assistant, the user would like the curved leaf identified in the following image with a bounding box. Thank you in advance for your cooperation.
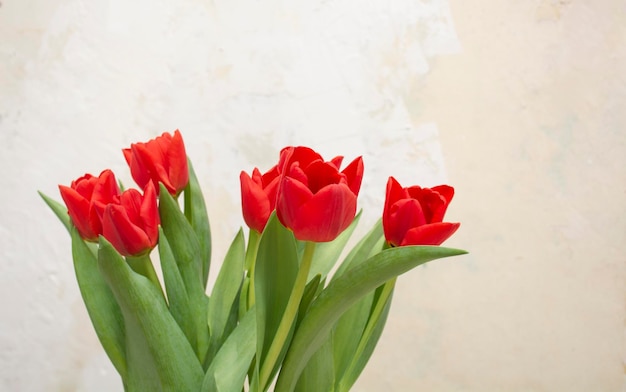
[158,227,195,353]
[159,183,210,361]
[202,308,257,392]
[98,238,203,391]
[307,211,361,281]
[184,159,212,288]
[335,279,395,391]
[275,245,467,392]
[255,214,299,389]
[70,227,126,379]
[207,229,246,366]
[39,191,71,232]
[332,219,384,280]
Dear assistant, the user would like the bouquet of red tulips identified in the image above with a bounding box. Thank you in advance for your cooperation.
[40,130,465,392]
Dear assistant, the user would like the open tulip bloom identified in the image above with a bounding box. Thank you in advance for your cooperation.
[40,131,466,392]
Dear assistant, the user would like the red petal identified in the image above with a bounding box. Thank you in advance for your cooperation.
[59,185,98,240]
[240,170,272,232]
[92,170,120,204]
[261,164,280,185]
[400,222,460,246]
[279,146,323,172]
[432,185,454,204]
[384,198,426,246]
[251,168,263,185]
[287,184,356,242]
[122,148,133,167]
[382,177,408,239]
[276,176,313,231]
[286,162,309,187]
[134,142,174,193]
[304,160,343,193]
[126,144,152,190]
[102,204,152,256]
[119,188,143,225]
[330,155,344,169]
[341,156,364,196]
[72,174,97,199]
[166,130,189,193]
[140,182,159,246]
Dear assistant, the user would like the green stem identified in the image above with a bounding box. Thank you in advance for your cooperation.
[259,241,316,390]
[126,253,165,302]
[246,229,261,309]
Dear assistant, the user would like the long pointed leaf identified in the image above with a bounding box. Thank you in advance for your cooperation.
[295,335,335,392]
[70,227,126,378]
[159,183,210,361]
[202,308,257,392]
[158,227,195,352]
[255,213,299,389]
[39,191,71,232]
[207,229,246,366]
[275,246,467,392]
[97,238,204,391]
[331,288,375,382]
[306,211,361,281]
[336,280,395,391]
[184,160,212,288]
[332,219,384,280]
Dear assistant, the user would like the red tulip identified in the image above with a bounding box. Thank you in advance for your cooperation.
[240,164,280,233]
[123,130,189,196]
[382,176,459,246]
[59,170,121,241]
[102,182,160,257]
[276,147,364,242]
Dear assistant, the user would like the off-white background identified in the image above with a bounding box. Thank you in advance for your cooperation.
[1,0,624,391]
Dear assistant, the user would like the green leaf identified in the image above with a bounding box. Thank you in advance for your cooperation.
[335,280,395,392]
[331,288,375,383]
[97,238,204,392]
[184,159,212,289]
[296,274,322,327]
[332,219,384,280]
[307,211,361,281]
[295,335,335,392]
[275,245,467,392]
[330,220,387,388]
[202,308,257,392]
[255,213,299,389]
[69,227,126,379]
[158,227,195,353]
[206,229,246,366]
[39,191,71,233]
[159,183,210,361]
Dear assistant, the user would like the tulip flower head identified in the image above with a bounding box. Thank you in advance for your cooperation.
[123,130,189,196]
[240,165,281,233]
[59,170,121,241]
[102,182,160,257]
[383,176,460,246]
[276,146,363,242]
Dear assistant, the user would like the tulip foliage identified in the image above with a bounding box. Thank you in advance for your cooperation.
[40,131,466,392]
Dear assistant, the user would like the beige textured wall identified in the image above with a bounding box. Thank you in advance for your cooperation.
[1,0,624,391]
[357,1,626,390]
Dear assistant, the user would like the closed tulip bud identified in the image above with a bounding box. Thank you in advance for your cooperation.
[102,182,160,256]
[240,165,281,233]
[59,170,120,241]
[123,130,189,196]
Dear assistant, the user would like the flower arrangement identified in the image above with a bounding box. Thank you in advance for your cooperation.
[40,130,465,392]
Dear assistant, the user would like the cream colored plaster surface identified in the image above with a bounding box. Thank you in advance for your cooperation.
[1,0,624,391]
